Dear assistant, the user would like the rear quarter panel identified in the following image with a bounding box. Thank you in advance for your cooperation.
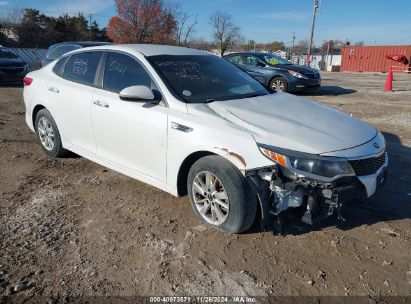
[24,63,64,130]
[23,68,50,132]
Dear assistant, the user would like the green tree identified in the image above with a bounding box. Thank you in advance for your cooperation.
[54,14,90,42]
[0,8,112,47]
[270,41,285,51]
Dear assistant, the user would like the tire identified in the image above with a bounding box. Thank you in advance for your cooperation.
[187,155,257,233]
[270,77,288,92]
[35,109,68,158]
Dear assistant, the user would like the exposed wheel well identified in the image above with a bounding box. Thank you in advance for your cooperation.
[270,75,287,84]
[32,105,46,128]
[177,151,217,196]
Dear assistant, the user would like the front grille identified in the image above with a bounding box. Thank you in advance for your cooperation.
[349,153,386,176]
[0,67,25,75]
[304,73,320,79]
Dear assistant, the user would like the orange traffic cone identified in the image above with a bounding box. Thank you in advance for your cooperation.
[384,68,393,91]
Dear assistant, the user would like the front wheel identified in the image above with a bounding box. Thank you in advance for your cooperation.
[187,155,256,233]
[270,77,288,92]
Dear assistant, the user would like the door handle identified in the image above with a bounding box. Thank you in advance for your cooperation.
[93,100,109,108]
[48,87,59,93]
[171,122,192,132]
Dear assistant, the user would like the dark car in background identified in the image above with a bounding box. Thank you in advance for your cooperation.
[41,41,112,66]
[224,52,321,93]
[0,47,30,84]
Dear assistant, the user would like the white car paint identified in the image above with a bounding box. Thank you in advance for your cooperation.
[23,44,386,200]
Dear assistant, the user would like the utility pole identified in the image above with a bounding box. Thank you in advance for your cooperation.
[326,40,330,71]
[292,32,295,55]
[88,14,93,35]
[307,0,319,55]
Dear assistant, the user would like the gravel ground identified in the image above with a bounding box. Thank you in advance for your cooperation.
[0,72,410,302]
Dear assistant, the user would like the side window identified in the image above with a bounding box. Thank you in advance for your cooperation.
[52,56,68,76]
[227,55,241,64]
[48,45,81,60]
[264,55,280,65]
[103,52,152,93]
[63,52,102,86]
[243,55,258,66]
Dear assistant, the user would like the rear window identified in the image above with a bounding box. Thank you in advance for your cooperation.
[62,52,102,86]
[47,45,81,60]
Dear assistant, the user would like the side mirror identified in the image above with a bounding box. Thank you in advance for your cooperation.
[256,61,267,68]
[119,85,161,103]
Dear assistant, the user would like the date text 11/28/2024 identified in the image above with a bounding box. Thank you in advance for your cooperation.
[149,296,258,303]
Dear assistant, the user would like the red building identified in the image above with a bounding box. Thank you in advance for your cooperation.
[341,45,411,72]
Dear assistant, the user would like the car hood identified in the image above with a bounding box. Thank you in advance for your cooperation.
[271,64,318,75]
[189,93,377,155]
[0,58,25,68]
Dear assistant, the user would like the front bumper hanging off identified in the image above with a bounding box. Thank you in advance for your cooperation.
[245,163,388,232]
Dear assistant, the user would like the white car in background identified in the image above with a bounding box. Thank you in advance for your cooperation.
[23,45,388,233]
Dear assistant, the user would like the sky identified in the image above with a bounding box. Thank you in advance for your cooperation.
[1,0,411,46]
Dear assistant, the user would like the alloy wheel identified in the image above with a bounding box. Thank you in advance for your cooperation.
[37,117,55,151]
[192,171,230,226]
[272,79,285,91]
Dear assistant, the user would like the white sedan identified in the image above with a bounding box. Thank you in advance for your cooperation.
[23,44,388,233]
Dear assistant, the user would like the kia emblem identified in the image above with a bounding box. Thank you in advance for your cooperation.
[373,142,380,149]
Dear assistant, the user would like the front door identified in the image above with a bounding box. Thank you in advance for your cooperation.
[241,54,269,84]
[91,52,168,181]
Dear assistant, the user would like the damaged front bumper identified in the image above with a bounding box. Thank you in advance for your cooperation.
[245,154,388,231]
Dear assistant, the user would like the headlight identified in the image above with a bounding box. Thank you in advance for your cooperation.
[258,145,354,178]
[288,156,354,178]
[288,70,308,79]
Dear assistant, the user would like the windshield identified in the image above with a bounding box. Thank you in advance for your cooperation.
[262,54,291,65]
[148,55,269,103]
[0,49,18,59]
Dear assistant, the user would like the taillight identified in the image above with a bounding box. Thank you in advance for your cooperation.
[23,77,33,86]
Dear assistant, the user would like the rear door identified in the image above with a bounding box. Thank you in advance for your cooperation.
[91,51,168,181]
[225,54,243,67]
[48,51,102,154]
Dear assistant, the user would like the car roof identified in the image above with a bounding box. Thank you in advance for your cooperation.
[68,44,208,57]
[48,41,112,49]
[225,52,273,57]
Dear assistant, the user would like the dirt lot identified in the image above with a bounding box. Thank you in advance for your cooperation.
[0,72,410,302]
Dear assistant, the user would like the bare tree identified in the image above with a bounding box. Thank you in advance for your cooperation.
[294,39,309,55]
[0,9,24,33]
[209,10,239,56]
[169,3,198,46]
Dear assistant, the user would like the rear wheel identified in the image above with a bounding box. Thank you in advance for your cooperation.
[270,77,288,92]
[187,155,256,233]
[35,109,68,158]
